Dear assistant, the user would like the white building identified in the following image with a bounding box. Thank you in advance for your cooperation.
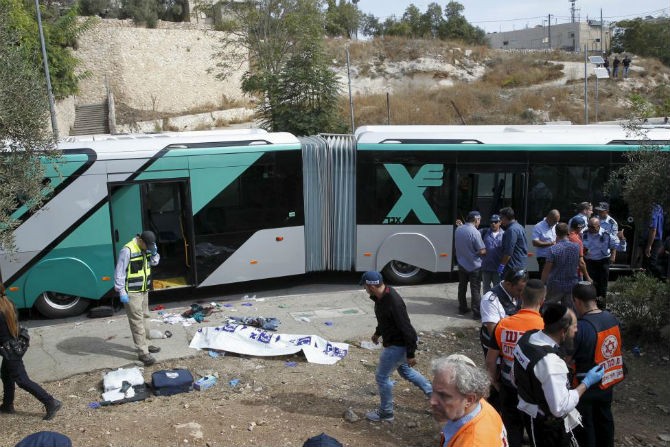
[487,21,611,53]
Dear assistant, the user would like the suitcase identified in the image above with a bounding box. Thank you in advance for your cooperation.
[151,369,193,396]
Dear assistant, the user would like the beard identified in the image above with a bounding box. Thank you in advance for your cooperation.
[560,335,575,352]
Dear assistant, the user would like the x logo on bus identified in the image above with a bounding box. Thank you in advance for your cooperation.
[383,164,444,224]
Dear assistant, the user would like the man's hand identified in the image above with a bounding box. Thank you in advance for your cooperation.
[645,246,652,257]
[581,365,605,388]
[120,293,129,304]
[407,357,417,367]
[371,334,380,345]
[148,243,158,256]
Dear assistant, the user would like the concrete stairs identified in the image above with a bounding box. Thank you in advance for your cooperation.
[71,103,109,135]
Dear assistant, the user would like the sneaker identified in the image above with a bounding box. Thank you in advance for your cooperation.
[44,399,61,420]
[365,409,394,422]
[139,353,156,366]
[148,345,161,353]
[0,404,15,414]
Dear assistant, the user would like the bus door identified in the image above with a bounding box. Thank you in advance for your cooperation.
[453,166,526,267]
[109,180,195,290]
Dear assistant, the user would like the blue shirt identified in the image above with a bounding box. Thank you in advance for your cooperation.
[455,223,486,271]
[546,239,580,294]
[441,402,482,447]
[532,218,557,258]
[582,229,617,260]
[599,215,620,246]
[481,227,504,271]
[643,204,664,241]
[501,221,528,269]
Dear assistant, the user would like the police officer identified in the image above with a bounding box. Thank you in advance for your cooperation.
[582,218,617,307]
[571,282,624,447]
[595,202,625,253]
[114,230,161,366]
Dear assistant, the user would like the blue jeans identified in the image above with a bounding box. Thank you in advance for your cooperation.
[375,345,432,414]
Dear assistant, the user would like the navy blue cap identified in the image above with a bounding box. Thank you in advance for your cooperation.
[570,216,586,229]
[303,433,343,447]
[359,271,383,285]
[490,214,501,222]
[466,211,481,220]
[15,431,72,447]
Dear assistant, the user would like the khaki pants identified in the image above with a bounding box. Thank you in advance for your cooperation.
[125,291,151,355]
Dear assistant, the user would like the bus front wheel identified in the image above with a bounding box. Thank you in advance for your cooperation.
[382,261,428,285]
[35,292,91,319]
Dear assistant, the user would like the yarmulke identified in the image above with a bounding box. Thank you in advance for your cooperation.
[542,302,568,326]
[445,353,476,368]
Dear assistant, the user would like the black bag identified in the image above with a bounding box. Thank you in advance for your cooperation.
[151,369,193,396]
[0,326,30,360]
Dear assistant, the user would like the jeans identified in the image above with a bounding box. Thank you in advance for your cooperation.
[482,270,500,294]
[457,266,482,316]
[375,345,432,414]
[2,358,53,408]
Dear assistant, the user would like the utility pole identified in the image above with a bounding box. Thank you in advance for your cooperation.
[584,45,589,125]
[600,9,603,53]
[35,0,58,140]
[548,14,552,49]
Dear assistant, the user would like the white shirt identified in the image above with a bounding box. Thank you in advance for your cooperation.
[480,282,516,325]
[516,331,581,429]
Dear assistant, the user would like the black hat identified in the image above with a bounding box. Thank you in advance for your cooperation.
[139,230,156,245]
[594,202,609,211]
[542,302,569,326]
[302,433,343,447]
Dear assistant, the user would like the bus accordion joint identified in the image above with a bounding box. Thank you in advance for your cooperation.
[276,236,284,242]
[250,260,258,265]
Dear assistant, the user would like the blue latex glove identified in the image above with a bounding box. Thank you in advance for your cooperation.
[581,365,604,388]
[497,263,506,275]
[120,293,129,304]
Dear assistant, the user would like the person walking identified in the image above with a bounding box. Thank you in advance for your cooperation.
[513,303,604,447]
[582,218,617,307]
[360,271,432,422]
[532,209,560,274]
[612,56,620,78]
[571,282,624,447]
[114,230,162,366]
[498,207,528,276]
[454,211,486,318]
[0,285,62,420]
[480,214,505,293]
[430,354,508,447]
[542,223,581,308]
[622,55,631,78]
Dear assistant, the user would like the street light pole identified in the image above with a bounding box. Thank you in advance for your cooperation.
[34,0,58,140]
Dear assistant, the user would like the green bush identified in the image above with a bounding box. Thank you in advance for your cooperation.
[608,273,670,342]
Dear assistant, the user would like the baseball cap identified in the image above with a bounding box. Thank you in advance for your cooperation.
[359,271,383,285]
[570,216,586,229]
[594,202,609,211]
[303,433,343,447]
[466,211,481,220]
[490,214,501,222]
[139,230,156,245]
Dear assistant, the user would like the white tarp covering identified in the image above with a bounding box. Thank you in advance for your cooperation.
[189,324,349,365]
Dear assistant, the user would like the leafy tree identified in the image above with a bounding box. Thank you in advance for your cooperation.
[443,1,486,44]
[612,18,670,66]
[401,4,425,38]
[4,0,92,99]
[325,0,360,38]
[359,12,381,37]
[0,5,59,251]
[422,2,444,38]
[214,0,341,134]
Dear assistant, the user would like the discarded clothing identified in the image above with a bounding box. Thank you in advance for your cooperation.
[227,316,280,331]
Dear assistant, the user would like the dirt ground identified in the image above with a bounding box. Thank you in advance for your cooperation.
[2,328,669,447]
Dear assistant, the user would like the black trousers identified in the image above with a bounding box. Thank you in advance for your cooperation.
[642,240,664,279]
[585,258,610,301]
[574,387,614,447]
[457,266,482,317]
[537,257,547,277]
[501,384,530,447]
[527,413,573,447]
[1,357,53,408]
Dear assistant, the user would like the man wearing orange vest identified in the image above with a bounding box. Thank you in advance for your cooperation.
[570,282,624,447]
[485,279,545,447]
[430,354,508,447]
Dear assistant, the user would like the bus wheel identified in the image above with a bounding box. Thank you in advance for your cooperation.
[35,292,91,318]
[382,261,428,285]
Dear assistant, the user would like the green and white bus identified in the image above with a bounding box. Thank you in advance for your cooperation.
[2,125,667,317]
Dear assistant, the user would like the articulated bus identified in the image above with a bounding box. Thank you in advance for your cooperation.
[1,125,667,318]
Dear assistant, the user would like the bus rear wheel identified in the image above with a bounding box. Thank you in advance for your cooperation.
[35,292,91,319]
[382,261,428,285]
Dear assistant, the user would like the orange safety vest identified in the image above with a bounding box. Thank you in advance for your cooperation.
[440,399,508,447]
[492,309,545,386]
[574,312,624,390]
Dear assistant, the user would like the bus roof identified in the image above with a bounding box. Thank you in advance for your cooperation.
[58,129,301,157]
[354,125,670,146]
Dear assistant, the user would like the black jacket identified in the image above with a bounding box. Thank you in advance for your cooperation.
[369,286,418,358]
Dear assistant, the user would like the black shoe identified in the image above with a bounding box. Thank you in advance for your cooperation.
[44,399,61,420]
[457,308,471,316]
[148,345,161,353]
[139,353,156,366]
[0,404,15,414]
[472,313,482,321]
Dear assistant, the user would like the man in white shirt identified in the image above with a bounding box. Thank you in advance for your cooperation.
[532,209,560,274]
[513,303,604,447]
